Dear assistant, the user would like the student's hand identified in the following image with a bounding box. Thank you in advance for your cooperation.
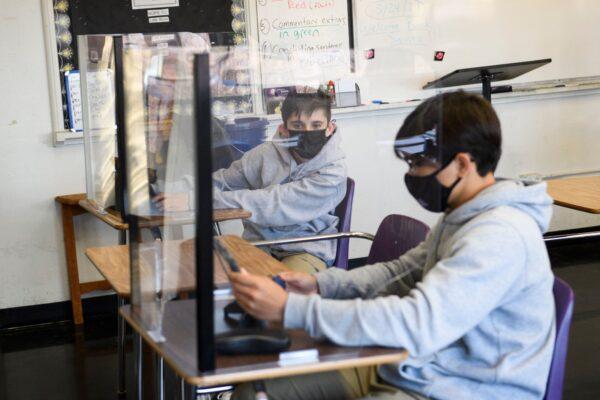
[152,192,189,212]
[279,271,319,295]
[230,268,288,322]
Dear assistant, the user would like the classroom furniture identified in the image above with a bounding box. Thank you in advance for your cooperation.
[55,194,113,325]
[56,192,251,325]
[547,176,600,214]
[121,299,407,389]
[545,278,575,400]
[85,236,288,296]
[367,214,431,264]
[333,177,356,269]
[423,59,551,102]
[254,214,430,271]
[85,235,287,399]
[544,176,600,243]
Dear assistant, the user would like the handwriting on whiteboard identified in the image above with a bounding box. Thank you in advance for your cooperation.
[257,0,352,86]
[358,0,433,48]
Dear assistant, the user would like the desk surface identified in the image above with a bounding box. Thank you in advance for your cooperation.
[55,193,87,206]
[547,176,600,214]
[85,235,289,297]
[79,198,251,230]
[79,199,128,230]
[120,300,408,387]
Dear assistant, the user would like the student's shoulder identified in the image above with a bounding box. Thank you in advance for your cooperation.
[241,141,284,162]
[463,205,541,246]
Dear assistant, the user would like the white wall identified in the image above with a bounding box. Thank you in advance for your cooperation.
[336,91,600,258]
[0,0,117,309]
[2,1,600,309]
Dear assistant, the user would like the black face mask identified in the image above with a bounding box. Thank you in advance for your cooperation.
[404,168,461,213]
[287,129,330,159]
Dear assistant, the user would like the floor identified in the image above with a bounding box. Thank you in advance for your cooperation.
[1,243,600,399]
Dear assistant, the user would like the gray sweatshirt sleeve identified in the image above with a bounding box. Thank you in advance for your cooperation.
[315,239,429,300]
[212,168,345,227]
[213,158,252,191]
[284,221,526,357]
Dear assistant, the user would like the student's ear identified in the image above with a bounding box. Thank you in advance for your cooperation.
[277,123,289,138]
[455,153,474,177]
[325,120,337,137]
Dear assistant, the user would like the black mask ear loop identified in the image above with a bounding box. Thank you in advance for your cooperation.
[439,157,464,211]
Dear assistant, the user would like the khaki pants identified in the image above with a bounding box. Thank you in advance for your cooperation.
[272,251,328,274]
[232,366,428,400]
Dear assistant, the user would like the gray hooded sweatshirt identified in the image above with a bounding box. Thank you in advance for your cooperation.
[285,180,556,399]
[213,130,347,264]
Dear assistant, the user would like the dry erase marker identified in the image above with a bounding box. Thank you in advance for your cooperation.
[372,100,389,104]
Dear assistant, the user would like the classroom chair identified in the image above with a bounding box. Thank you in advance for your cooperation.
[366,214,430,265]
[544,277,575,400]
[332,177,356,269]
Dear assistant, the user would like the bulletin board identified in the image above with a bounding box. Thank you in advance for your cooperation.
[70,0,233,35]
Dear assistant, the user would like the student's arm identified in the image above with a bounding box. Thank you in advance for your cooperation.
[212,158,252,192]
[314,239,429,299]
[213,167,346,227]
[284,221,527,357]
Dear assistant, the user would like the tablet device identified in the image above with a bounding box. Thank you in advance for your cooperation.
[214,238,240,277]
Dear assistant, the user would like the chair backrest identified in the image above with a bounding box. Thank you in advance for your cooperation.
[367,214,430,265]
[333,178,355,269]
[544,277,575,400]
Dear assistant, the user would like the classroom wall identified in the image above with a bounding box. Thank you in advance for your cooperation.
[0,0,118,309]
[2,1,600,309]
[339,93,600,258]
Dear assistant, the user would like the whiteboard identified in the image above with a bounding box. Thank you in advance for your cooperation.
[255,0,353,87]
[349,0,600,103]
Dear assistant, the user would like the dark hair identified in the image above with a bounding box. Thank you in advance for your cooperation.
[396,90,502,176]
[281,91,332,124]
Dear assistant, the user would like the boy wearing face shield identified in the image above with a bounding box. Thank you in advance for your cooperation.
[213,91,347,272]
[230,91,555,400]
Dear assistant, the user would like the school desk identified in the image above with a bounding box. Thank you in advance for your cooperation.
[545,176,600,243]
[85,235,287,399]
[547,176,600,214]
[55,193,252,325]
[120,299,408,398]
[110,236,407,398]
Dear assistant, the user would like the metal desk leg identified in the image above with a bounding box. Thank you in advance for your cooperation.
[119,229,127,245]
[180,378,194,400]
[117,296,126,398]
[214,222,222,236]
[196,385,234,399]
[134,332,142,400]
[154,354,165,400]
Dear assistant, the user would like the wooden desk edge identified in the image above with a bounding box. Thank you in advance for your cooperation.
[79,199,129,230]
[551,199,600,214]
[85,247,131,298]
[55,193,86,206]
[186,351,408,387]
[119,306,407,387]
[546,177,600,214]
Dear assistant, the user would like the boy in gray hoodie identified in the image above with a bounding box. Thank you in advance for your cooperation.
[213,91,347,272]
[230,91,556,399]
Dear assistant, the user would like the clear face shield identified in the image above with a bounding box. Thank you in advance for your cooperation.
[394,128,442,176]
